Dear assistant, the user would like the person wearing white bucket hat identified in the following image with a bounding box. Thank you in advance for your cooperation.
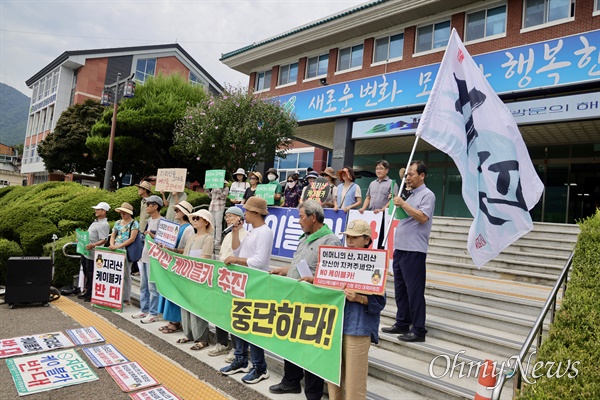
[78,201,111,301]
[230,168,250,205]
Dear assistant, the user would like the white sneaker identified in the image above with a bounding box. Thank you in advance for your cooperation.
[208,343,230,357]
[225,349,235,363]
[131,311,147,319]
[140,314,159,324]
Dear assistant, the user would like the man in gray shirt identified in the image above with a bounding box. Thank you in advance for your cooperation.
[381,160,435,342]
[269,200,341,399]
[359,159,398,214]
[79,202,111,301]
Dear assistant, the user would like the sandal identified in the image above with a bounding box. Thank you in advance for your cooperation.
[190,341,209,351]
[177,337,192,344]
[162,325,182,334]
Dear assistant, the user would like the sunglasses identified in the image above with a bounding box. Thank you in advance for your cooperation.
[146,202,157,207]
[249,177,258,180]
[191,216,205,222]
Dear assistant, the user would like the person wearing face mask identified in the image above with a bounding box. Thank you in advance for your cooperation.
[283,173,302,208]
[298,171,320,205]
[266,168,283,205]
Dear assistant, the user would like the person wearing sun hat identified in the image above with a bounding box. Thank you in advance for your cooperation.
[298,171,320,205]
[266,167,283,204]
[320,167,338,208]
[230,168,250,205]
[220,196,273,384]
[177,208,215,350]
[135,181,153,230]
[109,202,140,307]
[78,201,111,301]
[242,171,262,204]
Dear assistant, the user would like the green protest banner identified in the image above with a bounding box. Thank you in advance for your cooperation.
[76,228,90,257]
[146,237,344,384]
[255,184,276,205]
[228,188,246,201]
[205,169,226,189]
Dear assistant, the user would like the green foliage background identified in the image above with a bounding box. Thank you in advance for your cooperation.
[0,182,209,287]
[517,210,600,399]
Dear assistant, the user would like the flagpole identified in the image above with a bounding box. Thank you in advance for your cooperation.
[381,134,421,250]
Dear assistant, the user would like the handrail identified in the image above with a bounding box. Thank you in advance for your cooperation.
[62,242,81,259]
[490,251,575,400]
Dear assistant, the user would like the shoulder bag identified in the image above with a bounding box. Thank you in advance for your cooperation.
[126,222,145,263]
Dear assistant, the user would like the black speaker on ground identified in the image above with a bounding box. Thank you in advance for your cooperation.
[5,257,52,308]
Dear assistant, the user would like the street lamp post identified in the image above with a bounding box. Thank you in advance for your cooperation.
[101,73,135,190]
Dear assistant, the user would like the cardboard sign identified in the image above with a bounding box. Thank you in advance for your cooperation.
[75,228,90,257]
[91,248,126,311]
[129,386,182,400]
[155,218,180,249]
[83,344,129,368]
[6,349,98,396]
[302,177,331,204]
[204,169,226,189]
[255,184,276,205]
[65,327,105,346]
[106,361,159,392]
[228,188,246,201]
[0,332,75,359]
[155,168,187,192]
[315,246,388,295]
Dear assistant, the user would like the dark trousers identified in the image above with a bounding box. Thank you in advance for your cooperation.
[281,360,324,400]
[82,256,94,297]
[216,327,235,347]
[392,249,427,337]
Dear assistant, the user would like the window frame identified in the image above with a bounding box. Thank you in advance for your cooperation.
[521,0,575,31]
[277,62,299,87]
[305,53,329,80]
[135,58,157,83]
[254,69,272,92]
[595,0,600,15]
[464,3,507,43]
[372,32,405,64]
[414,19,452,55]
[336,43,364,73]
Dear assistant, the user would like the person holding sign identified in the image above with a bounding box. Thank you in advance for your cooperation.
[325,219,386,400]
[266,168,283,204]
[241,171,262,204]
[221,197,273,385]
[207,180,229,246]
[109,202,140,307]
[160,190,187,222]
[320,167,338,208]
[381,161,435,343]
[78,202,111,302]
[298,171,319,205]
[230,168,250,205]
[334,166,362,213]
[282,173,302,208]
[269,200,341,398]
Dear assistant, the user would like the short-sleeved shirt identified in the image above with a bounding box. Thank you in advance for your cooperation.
[268,181,283,195]
[165,192,187,221]
[243,187,257,202]
[184,233,214,258]
[85,218,110,260]
[113,219,140,245]
[208,187,229,212]
[393,184,435,253]
[141,216,161,263]
[233,224,274,271]
[366,176,398,210]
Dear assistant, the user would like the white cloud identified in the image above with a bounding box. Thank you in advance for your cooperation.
[0,0,367,96]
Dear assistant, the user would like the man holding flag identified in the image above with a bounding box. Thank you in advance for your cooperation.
[415,28,543,268]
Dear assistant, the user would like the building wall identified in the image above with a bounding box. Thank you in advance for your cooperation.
[73,58,108,103]
[156,56,189,79]
[248,0,600,97]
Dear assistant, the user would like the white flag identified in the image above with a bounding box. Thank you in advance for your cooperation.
[416,29,544,268]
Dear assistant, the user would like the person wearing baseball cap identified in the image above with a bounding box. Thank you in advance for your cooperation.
[326,219,385,400]
[78,201,111,301]
[135,181,153,230]
[220,196,273,384]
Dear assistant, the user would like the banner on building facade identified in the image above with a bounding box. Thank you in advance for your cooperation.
[147,237,345,385]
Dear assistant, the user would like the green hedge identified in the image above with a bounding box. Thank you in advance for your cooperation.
[0,239,24,285]
[517,210,600,399]
[43,234,80,288]
[18,218,61,256]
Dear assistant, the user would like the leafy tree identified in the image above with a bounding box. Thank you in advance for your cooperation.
[172,85,297,174]
[87,73,209,183]
[37,99,106,176]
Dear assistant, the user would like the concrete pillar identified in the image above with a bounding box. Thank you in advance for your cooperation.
[331,117,354,172]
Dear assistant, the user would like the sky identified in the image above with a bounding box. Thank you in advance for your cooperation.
[0,0,368,97]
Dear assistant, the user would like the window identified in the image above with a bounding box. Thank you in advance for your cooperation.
[274,149,315,182]
[306,54,328,78]
[466,5,507,41]
[32,84,39,103]
[51,70,59,93]
[337,44,364,71]
[189,71,207,88]
[278,62,298,86]
[255,70,272,91]
[524,0,574,28]
[416,20,451,53]
[44,73,52,97]
[135,58,156,83]
[374,33,404,63]
[38,79,45,101]
[596,0,600,12]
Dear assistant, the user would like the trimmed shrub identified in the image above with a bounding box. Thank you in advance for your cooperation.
[17,218,60,256]
[0,185,28,207]
[108,186,140,220]
[186,190,210,208]
[0,204,42,242]
[60,189,111,226]
[517,211,600,399]
[41,202,67,225]
[0,239,24,285]
[58,220,86,236]
[43,234,80,287]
